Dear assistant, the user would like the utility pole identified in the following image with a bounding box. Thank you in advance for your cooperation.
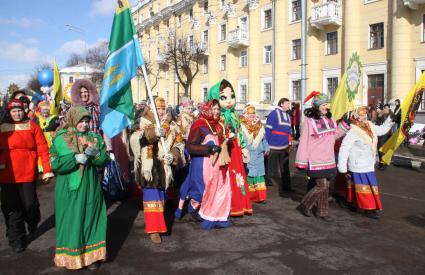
[301,0,307,117]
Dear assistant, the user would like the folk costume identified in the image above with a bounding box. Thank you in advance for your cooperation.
[0,100,53,252]
[50,107,109,269]
[176,100,232,229]
[295,92,350,220]
[176,97,195,140]
[34,101,59,147]
[240,106,269,203]
[129,97,184,242]
[337,107,394,218]
[265,102,293,196]
[208,80,253,217]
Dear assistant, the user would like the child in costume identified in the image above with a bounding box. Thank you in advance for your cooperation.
[240,105,269,203]
[208,79,252,216]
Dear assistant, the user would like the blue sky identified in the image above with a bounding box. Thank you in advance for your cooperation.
[0,0,138,92]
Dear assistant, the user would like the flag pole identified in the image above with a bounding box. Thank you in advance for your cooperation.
[139,64,168,154]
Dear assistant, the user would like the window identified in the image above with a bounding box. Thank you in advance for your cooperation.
[188,35,194,48]
[157,3,160,13]
[220,55,226,71]
[219,23,227,41]
[264,45,272,64]
[326,32,338,55]
[203,87,209,101]
[69,76,74,83]
[166,70,169,80]
[369,23,384,49]
[292,39,301,60]
[166,19,169,28]
[165,89,169,103]
[368,74,384,88]
[262,78,272,102]
[240,50,247,67]
[220,0,225,9]
[203,30,209,44]
[189,8,193,22]
[327,77,338,98]
[238,81,248,103]
[292,80,301,101]
[239,16,248,31]
[203,58,208,74]
[422,14,425,42]
[291,0,301,22]
[177,14,182,27]
[263,8,273,30]
[203,1,208,14]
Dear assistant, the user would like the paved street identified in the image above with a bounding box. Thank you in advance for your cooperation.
[0,162,424,275]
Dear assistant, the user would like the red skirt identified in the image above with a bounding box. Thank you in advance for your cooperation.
[142,188,167,234]
[228,139,253,216]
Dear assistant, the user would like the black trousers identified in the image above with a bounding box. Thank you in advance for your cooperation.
[0,182,40,242]
[268,149,291,193]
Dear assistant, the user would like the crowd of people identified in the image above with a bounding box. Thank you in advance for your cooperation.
[0,78,401,270]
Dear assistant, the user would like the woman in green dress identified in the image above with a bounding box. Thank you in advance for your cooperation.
[50,106,109,270]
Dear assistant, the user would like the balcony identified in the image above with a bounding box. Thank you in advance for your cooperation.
[310,2,342,30]
[227,28,249,48]
[155,54,167,65]
[403,0,425,9]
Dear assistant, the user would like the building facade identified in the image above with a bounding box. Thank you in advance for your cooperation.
[131,0,425,118]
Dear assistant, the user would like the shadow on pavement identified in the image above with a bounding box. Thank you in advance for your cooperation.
[27,214,55,244]
[405,212,425,228]
[106,198,140,262]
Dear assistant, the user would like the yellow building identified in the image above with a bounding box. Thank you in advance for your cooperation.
[132,0,425,119]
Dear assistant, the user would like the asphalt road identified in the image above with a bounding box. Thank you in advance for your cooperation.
[0,163,424,275]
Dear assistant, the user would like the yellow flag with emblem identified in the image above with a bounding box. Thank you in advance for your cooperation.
[51,59,62,115]
[380,72,425,164]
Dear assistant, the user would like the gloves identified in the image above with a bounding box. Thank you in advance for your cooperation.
[163,153,174,165]
[208,145,221,154]
[75,153,88,165]
[85,146,100,158]
[155,127,165,138]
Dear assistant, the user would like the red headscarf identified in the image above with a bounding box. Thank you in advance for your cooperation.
[192,99,224,138]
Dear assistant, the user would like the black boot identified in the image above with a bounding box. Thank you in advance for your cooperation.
[9,237,25,253]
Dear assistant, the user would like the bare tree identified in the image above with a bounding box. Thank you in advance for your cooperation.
[164,33,206,98]
[142,59,161,96]
[86,41,108,70]
[66,53,85,67]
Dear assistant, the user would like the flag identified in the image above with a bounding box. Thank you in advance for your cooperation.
[331,52,362,120]
[100,0,144,138]
[50,59,62,116]
[379,72,425,165]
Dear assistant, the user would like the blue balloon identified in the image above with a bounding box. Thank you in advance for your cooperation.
[37,69,54,87]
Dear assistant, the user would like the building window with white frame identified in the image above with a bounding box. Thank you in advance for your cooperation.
[238,81,248,103]
[177,14,182,27]
[262,79,272,102]
[189,8,193,22]
[157,3,160,13]
[292,39,301,60]
[292,80,301,101]
[203,1,208,14]
[291,0,301,22]
[220,55,226,71]
[165,70,169,80]
[326,31,338,55]
[188,35,194,48]
[422,14,425,42]
[220,0,225,9]
[203,58,208,74]
[219,23,227,41]
[203,30,208,46]
[240,50,248,67]
[369,23,384,49]
[203,87,208,101]
[262,8,273,30]
[264,45,272,64]
[327,77,338,99]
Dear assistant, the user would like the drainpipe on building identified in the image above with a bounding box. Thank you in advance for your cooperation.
[300,0,307,117]
[272,0,276,105]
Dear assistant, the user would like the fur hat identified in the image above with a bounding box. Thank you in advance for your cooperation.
[70,79,99,107]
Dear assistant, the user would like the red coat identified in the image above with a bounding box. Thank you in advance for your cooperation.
[0,120,52,183]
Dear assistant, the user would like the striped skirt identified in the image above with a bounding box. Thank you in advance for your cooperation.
[248,176,267,202]
[347,172,382,210]
[142,188,167,234]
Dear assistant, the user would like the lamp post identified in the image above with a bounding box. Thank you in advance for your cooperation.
[65,24,87,74]
[300,0,307,118]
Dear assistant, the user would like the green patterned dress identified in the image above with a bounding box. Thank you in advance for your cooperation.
[50,129,109,269]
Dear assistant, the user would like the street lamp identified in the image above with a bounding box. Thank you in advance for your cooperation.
[65,24,87,74]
